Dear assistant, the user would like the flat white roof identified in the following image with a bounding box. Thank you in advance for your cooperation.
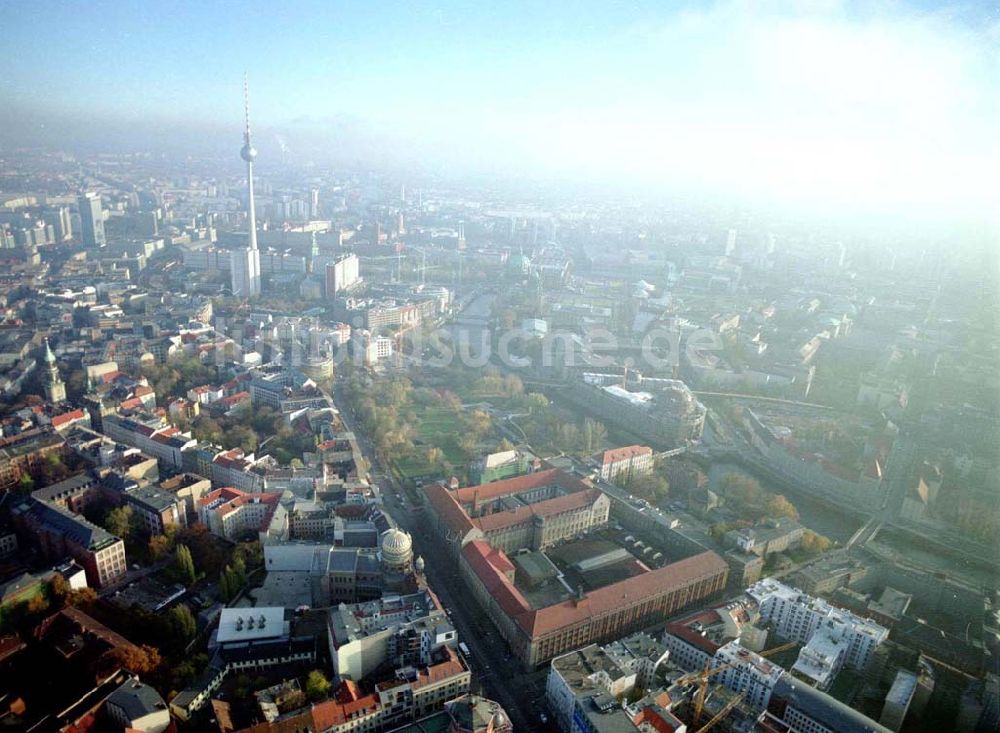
[217,607,286,644]
[886,670,918,706]
[604,385,653,407]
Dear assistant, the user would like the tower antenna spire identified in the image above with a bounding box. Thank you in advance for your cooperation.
[243,72,252,145]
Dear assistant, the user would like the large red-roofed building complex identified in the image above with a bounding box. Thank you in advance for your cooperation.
[425,469,728,668]
[425,469,610,555]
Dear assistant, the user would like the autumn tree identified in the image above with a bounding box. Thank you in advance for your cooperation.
[626,472,671,501]
[48,573,70,605]
[224,425,259,453]
[503,374,524,397]
[581,418,608,453]
[104,506,137,543]
[800,530,832,555]
[176,523,227,577]
[466,410,492,440]
[67,587,98,609]
[148,533,171,561]
[26,593,49,616]
[556,422,580,452]
[305,670,331,701]
[191,415,223,444]
[425,447,444,467]
[457,434,478,457]
[173,544,196,586]
[766,494,799,520]
[167,603,197,641]
[233,541,263,572]
[39,453,71,485]
[526,393,548,412]
[114,644,162,675]
[220,558,248,602]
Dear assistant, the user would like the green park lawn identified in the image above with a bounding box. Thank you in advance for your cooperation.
[391,406,471,481]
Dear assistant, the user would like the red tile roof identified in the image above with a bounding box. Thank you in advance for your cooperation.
[664,621,721,656]
[219,391,250,407]
[43,606,140,655]
[429,469,602,536]
[411,650,467,690]
[335,679,361,703]
[485,546,515,575]
[425,481,477,536]
[461,540,531,619]
[539,552,727,631]
[199,487,280,520]
[631,706,683,733]
[473,488,603,533]
[508,552,727,638]
[600,445,652,466]
[0,633,26,663]
[452,468,589,504]
[51,409,87,428]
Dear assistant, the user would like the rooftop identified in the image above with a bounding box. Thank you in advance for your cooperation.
[885,669,918,706]
[600,445,653,466]
[107,677,167,720]
[772,675,891,733]
[14,497,120,551]
[216,607,288,644]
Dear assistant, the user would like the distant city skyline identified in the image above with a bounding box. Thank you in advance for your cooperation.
[1,0,997,219]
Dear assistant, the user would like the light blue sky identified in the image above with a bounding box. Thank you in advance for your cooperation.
[2,1,997,216]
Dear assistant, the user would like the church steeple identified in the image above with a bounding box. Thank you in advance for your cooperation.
[42,338,66,403]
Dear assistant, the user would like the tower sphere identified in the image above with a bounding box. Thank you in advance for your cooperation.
[241,144,257,162]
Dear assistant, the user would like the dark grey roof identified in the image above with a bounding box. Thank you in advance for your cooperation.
[772,675,891,733]
[328,547,361,572]
[127,485,179,511]
[107,678,167,720]
[31,472,95,502]
[356,552,381,573]
[22,497,119,550]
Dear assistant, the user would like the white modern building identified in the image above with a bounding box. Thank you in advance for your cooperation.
[325,253,360,297]
[747,578,888,689]
[546,633,670,733]
[326,589,455,682]
[198,487,282,541]
[231,245,261,298]
[712,640,785,711]
[597,445,653,483]
[102,415,196,471]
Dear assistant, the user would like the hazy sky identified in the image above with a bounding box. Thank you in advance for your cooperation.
[2,0,997,217]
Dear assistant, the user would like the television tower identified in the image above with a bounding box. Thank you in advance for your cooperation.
[231,74,262,297]
[241,74,259,254]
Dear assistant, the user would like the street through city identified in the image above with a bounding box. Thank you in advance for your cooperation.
[334,379,550,732]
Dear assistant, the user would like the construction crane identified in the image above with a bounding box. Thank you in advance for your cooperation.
[693,691,745,733]
[678,640,797,722]
[359,252,405,281]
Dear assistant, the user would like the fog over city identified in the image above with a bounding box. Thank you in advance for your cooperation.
[3,1,997,220]
[0,2,997,733]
